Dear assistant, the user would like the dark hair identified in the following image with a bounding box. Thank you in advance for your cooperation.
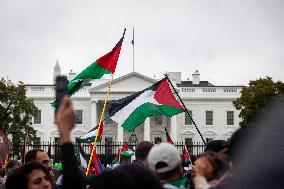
[25,149,45,163]
[90,164,162,189]
[197,152,228,180]
[227,128,246,165]
[5,161,54,189]
[205,140,228,153]
[135,141,154,161]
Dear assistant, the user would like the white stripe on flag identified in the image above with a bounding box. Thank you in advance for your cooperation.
[79,153,87,169]
[110,90,159,125]
[80,129,97,140]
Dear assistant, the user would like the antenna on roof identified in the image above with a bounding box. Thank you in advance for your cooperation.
[131,26,135,72]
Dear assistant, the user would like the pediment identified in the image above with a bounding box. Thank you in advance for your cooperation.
[203,131,217,136]
[89,72,157,93]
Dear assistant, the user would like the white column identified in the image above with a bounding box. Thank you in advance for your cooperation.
[170,116,178,142]
[91,100,98,128]
[117,124,124,142]
[144,117,151,141]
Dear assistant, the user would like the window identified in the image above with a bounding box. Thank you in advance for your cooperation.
[105,137,113,154]
[154,137,162,144]
[34,137,41,145]
[184,111,192,125]
[75,110,83,124]
[206,111,213,125]
[105,113,114,125]
[54,137,61,145]
[227,111,234,125]
[154,115,162,125]
[75,137,81,144]
[34,110,41,124]
[185,138,193,144]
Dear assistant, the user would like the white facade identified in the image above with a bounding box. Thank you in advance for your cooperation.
[26,69,242,143]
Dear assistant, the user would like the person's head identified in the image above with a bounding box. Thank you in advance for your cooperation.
[227,128,246,166]
[135,141,154,166]
[89,164,162,189]
[120,155,131,165]
[147,142,183,181]
[192,152,228,181]
[6,161,54,189]
[25,149,51,170]
[205,140,228,160]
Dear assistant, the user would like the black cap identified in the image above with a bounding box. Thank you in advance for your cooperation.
[205,140,228,153]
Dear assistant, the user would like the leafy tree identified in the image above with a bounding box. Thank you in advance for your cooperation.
[0,78,38,145]
[233,77,284,127]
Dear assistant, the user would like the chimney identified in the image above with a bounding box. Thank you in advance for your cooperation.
[192,70,200,85]
[68,70,76,81]
[165,72,181,84]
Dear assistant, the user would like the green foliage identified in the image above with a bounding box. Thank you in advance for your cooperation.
[0,78,38,145]
[233,77,284,127]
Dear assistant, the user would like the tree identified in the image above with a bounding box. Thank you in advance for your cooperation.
[233,77,284,127]
[0,78,38,145]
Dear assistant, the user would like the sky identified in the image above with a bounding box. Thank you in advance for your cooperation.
[0,0,283,86]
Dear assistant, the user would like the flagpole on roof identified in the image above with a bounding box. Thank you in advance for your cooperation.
[85,73,115,176]
[165,74,207,145]
[131,26,134,72]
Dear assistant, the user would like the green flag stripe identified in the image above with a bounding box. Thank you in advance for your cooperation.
[68,61,111,96]
[121,102,184,132]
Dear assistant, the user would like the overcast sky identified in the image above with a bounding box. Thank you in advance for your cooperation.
[0,0,283,86]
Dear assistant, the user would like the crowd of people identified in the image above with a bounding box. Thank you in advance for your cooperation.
[0,95,283,189]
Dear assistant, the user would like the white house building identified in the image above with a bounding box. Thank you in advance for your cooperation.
[26,62,242,144]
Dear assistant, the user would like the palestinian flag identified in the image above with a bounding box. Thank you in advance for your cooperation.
[80,122,104,142]
[165,127,174,144]
[112,143,134,163]
[79,144,88,169]
[51,29,126,107]
[120,143,135,157]
[90,143,104,175]
[112,148,121,164]
[109,78,186,131]
[182,145,192,165]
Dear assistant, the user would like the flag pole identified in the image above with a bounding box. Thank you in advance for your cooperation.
[86,73,115,176]
[165,75,207,145]
[132,26,135,72]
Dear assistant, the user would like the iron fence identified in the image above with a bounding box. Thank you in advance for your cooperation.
[11,142,205,166]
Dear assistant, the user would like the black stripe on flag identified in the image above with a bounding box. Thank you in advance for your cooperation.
[108,79,165,117]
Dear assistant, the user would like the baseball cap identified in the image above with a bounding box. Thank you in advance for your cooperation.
[205,140,228,153]
[147,142,181,174]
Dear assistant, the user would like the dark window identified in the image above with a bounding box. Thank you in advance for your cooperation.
[105,137,113,155]
[185,111,192,125]
[154,115,162,125]
[105,137,113,144]
[75,137,81,144]
[154,137,162,144]
[105,113,114,125]
[227,111,234,125]
[185,138,193,144]
[33,137,41,145]
[75,110,83,124]
[206,111,213,125]
[54,137,61,145]
[34,110,41,124]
